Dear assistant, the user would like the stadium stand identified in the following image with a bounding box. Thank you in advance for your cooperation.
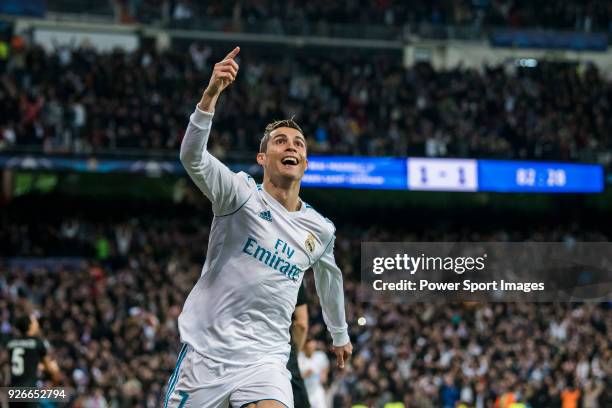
[49,1,612,36]
[1,45,611,163]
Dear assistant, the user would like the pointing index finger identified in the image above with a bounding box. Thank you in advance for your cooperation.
[224,46,240,60]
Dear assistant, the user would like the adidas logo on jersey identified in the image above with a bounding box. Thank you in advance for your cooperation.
[258,210,272,222]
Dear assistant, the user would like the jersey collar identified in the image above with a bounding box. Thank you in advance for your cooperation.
[260,185,306,215]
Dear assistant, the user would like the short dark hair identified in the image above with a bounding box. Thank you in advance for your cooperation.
[259,119,304,153]
[15,315,32,335]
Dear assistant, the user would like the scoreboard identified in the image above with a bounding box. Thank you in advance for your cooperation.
[0,154,604,193]
[303,157,604,193]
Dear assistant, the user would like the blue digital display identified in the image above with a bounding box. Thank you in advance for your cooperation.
[0,0,46,17]
[478,160,604,193]
[302,156,407,190]
[0,155,604,193]
[491,29,608,51]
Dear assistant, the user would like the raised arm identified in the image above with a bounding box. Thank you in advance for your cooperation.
[42,355,62,385]
[312,236,352,369]
[39,338,62,385]
[180,47,251,215]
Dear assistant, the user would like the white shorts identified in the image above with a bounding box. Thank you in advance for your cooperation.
[164,344,294,408]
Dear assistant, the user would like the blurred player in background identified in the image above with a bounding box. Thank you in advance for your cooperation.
[165,46,352,408]
[4,315,61,407]
[287,283,310,408]
[298,338,330,408]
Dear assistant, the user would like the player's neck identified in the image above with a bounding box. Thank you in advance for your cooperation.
[262,179,301,212]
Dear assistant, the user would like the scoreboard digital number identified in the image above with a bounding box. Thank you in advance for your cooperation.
[479,160,603,193]
[516,168,567,187]
[407,158,478,192]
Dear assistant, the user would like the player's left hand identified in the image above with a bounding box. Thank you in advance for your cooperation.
[333,341,353,369]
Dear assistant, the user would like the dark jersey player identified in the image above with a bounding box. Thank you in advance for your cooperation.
[5,315,61,389]
[287,283,311,408]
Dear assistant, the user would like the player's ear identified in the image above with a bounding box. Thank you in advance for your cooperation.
[256,152,266,166]
[304,157,308,171]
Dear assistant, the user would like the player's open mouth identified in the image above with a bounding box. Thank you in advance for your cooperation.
[281,157,299,166]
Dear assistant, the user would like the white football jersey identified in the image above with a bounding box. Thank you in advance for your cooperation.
[177,107,349,365]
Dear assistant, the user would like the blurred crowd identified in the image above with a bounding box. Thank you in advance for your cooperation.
[104,1,612,34]
[1,199,610,407]
[1,43,611,165]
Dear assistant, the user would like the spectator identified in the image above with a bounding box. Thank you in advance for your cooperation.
[561,380,581,408]
[299,338,330,408]
[440,374,460,408]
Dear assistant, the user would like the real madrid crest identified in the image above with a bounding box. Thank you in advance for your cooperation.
[305,233,316,253]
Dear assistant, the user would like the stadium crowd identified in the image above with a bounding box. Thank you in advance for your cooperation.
[1,43,611,165]
[107,0,612,34]
[1,200,610,407]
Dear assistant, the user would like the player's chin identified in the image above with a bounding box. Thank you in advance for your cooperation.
[278,165,304,180]
[279,164,304,178]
